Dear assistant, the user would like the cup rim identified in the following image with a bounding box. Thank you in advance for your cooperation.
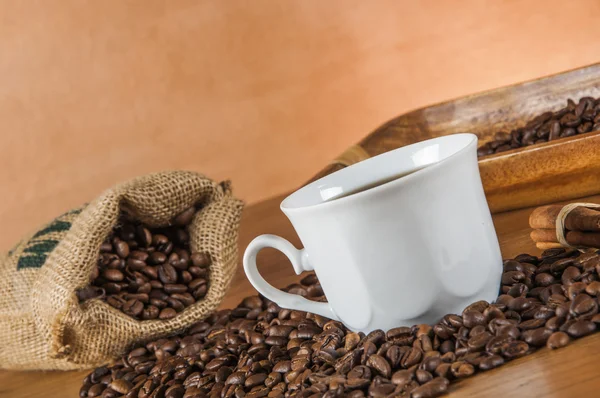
[280,133,478,213]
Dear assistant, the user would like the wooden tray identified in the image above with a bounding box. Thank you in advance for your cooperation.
[309,63,600,213]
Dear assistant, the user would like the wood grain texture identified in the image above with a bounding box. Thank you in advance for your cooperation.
[312,64,600,213]
[4,0,600,251]
[2,193,600,397]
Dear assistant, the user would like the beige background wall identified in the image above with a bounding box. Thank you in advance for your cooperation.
[2,0,600,250]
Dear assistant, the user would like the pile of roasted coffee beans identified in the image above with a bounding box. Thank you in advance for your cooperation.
[76,206,211,321]
[477,96,600,157]
[81,248,600,398]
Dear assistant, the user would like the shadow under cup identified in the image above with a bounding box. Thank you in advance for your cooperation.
[250,133,503,332]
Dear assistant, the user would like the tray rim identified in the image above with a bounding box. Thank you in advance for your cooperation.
[371,61,600,136]
[308,62,600,214]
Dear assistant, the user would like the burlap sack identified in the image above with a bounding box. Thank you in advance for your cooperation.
[0,171,243,370]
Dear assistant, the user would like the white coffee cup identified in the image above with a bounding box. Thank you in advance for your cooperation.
[243,133,502,332]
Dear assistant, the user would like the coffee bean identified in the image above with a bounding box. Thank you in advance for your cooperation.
[546,331,570,349]
[467,332,492,352]
[179,271,193,284]
[489,337,513,358]
[500,340,529,359]
[532,305,555,320]
[390,369,413,386]
[554,302,570,318]
[127,258,146,272]
[188,266,207,279]
[226,372,246,386]
[482,306,503,323]
[401,347,422,368]
[158,264,178,284]
[101,279,122,295]
[80,208,213,320]
[570,294,598,317]
[191,253,211,268]
[411,377,449,398]
[245,374,267,388]
[139,306,159,322]
[133,227,151,248]
[545,316,564,331]
[496,325,520,339]
[478,355,504,371]
[114,240,130,259]
[165,284,189,294]
[521,327,552,347]
[159,308,177,320]
[83,249,600,398]
[562,266,581,286]
[166,297,185,312]
[103,269,124,282]
[420,349,437,367]
[502,271,526,285]
[164,385,184,398]
[462,310,486,328]
[535,273,555,287]
[106,296,125,309]
[193,285,208,300]
[171,293,195,307]
[585,281,600,296]
[265,336,287,346]
[125,293,149,303]
[503,260,525,272]
[448,361,472,379]
[508,297,535,312]
[150,234,167,247]
[149,252,167,265]
[464,300,490,314]
[299,274,318,287]
[433,362,450,378]
[188,278,206,290]
[173,206,196,226]
[415,369,433,384]
[566,320,596,338]
[366,354,391,378]
[518,318,546,330]
[123,299,144,317]
[433,324,453,340]
[479,97,600,155]
[109,379,133,394]
[386,326,411,341]
[506,283,528,297]
[566,282,587,300]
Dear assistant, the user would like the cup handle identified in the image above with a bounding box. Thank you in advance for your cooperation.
[243,234,339,321]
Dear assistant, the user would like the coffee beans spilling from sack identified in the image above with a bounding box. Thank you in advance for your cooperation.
[0,171,243,371]
[80,248,600,398]
[478,96,600,156]
[76,206,212,321]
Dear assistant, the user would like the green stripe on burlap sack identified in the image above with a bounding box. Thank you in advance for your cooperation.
[0,171,243,370]
[14,207,85,270]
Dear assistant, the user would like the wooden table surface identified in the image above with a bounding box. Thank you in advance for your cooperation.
[2,193,600,397]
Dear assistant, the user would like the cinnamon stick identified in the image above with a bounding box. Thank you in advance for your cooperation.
[566,231,600,248]
[529,205,562,229]
[530,229,557,243]
[535,242,563,250]
[530,228,600,247]
[564,207,600,231]
[529,204,600,231]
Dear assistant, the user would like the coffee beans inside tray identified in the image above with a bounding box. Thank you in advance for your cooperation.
[81,248,600,398]
[76,206,211,321]
[478,96,600,157]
